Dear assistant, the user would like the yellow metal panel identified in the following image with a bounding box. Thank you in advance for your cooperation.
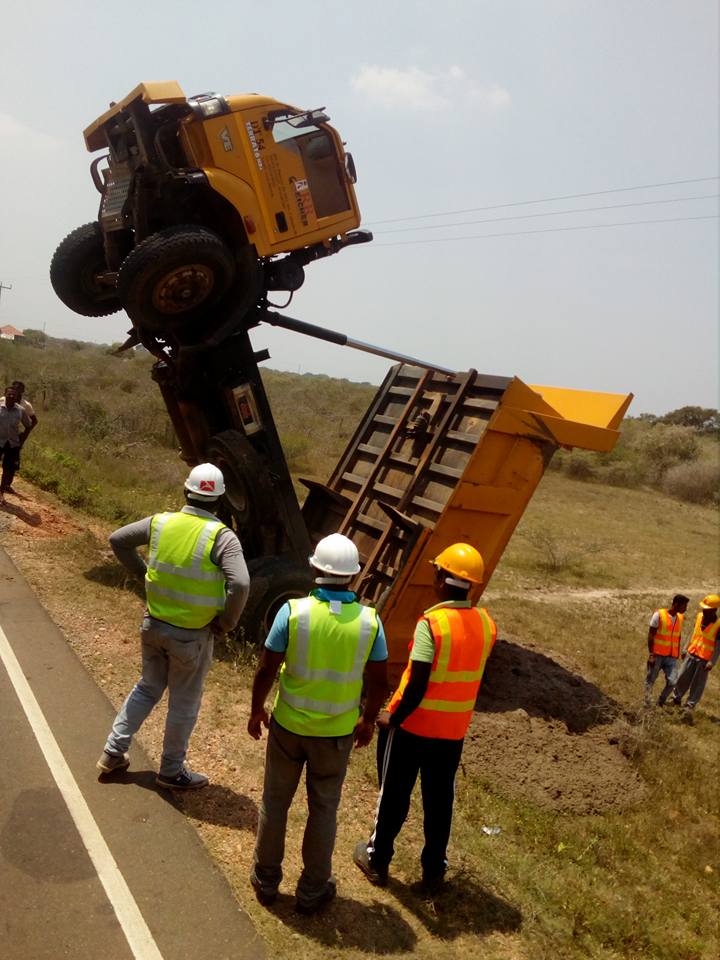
[84,81,187,151]
[490,406,621,452]
[529,384,634,430]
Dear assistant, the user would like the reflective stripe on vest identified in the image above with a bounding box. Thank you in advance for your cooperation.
[273,595,379,737]
[389,606,496,740]
[652,609,683,657]
[687,613,720,661]
[145,512,226,629]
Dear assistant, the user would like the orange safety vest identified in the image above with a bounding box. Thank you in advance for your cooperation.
[652,609,684,658]
[687,613,720,662]
[388,606,496,740]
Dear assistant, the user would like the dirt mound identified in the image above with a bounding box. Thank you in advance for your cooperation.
[465,637,646,814]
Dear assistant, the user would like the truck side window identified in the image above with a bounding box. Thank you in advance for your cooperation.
[271,121,350,219]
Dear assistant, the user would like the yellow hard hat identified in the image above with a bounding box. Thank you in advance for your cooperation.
[700,594,720,609]
[431,543,484,584]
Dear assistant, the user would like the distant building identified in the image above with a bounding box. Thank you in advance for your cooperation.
[0,325,25,341]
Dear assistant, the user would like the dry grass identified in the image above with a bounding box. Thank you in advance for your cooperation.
[1,455,718,958]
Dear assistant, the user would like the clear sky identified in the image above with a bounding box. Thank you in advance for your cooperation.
[0,0,717,414]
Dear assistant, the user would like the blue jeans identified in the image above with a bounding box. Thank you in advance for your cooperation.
[105,615,214,776]
[645,655,679,705]
[672,655,710,709]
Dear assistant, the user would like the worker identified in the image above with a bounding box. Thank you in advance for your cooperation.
[645,594,689,706]
[97,463,249,788]
[248,533,388,915]
[354,542,496,893]
[6,380,39,493]
[671,594,720,712]
[0,385,33,504]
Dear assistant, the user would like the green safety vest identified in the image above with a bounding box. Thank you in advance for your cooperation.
[273,594,379,737]
[145,511,226,630]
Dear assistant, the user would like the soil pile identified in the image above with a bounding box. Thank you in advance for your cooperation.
[466,637,646,814]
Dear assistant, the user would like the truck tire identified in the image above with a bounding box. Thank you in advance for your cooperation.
[117,226,236,334]
[50,222,122,317]
[206,429,275,529]
[240,557,313,646]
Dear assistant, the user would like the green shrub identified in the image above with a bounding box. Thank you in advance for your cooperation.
[636,424,699,481]
[662,459,720,505]
[564,452,597,481]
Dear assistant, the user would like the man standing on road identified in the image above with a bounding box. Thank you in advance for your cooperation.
[97,463,249,789]
[671,594,720,713]
[354,543,496,893]
[248,533,388,915]
[645,594,689,706]
[0,385,33,504]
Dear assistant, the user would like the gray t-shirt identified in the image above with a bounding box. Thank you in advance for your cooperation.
[109,505,250,632]
[0,403,31,447]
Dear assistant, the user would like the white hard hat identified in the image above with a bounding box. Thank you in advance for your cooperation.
[185,463,226,498]
[309,533,360,577]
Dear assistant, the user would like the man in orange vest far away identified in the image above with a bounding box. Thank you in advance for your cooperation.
[671,594,720,713]
[645,594,689,707]
[353,542,496,892]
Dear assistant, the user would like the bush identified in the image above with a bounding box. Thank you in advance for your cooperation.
[636,425,699,482]
[564,452,597,481]
[662,459,720,505]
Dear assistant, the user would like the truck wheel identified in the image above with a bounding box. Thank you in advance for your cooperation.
[50,222,121,317]
[118,226,236,333]
[240,557,313,646]
[206,429,275,530]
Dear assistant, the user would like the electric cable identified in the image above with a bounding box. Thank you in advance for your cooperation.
[364,176,720,226]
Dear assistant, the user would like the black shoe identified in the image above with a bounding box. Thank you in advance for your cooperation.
[295,880,336,915]
[420,871,446,895]
[250,873,278,907]
[156,766,209,790]
[353,840,389,886]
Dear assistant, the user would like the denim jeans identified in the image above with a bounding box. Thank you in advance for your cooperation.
[645,655,679,705]
[104,615,214,776]
[672,655,710,709]
[252,718,353,907]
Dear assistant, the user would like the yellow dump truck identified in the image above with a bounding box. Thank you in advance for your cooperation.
[299,363,632,673]
[49,82,370,348]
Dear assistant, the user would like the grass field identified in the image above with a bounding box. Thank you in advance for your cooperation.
[2,466,718,960]
[0,334,718,958]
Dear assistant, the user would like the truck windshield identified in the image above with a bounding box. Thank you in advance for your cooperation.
[271,120,350,219]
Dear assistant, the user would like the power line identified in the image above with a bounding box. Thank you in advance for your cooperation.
[372,214,719,247]
[365,176,720,226]
[374,194,719,235]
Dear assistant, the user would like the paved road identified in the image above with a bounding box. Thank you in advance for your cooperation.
[0,546,266,960]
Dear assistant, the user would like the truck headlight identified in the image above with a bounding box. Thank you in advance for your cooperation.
[188,93,230,120]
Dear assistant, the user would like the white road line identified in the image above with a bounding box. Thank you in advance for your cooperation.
[0,625,164,960]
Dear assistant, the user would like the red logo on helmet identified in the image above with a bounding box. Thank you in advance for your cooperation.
[199,480,216,492]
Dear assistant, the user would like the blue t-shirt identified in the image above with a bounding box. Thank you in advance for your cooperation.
[265,588,388,661]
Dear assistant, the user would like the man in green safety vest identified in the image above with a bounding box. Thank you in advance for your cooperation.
[97,463,249,789]
[247,533,388,915]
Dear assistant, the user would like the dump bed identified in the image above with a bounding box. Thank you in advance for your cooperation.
[301,364,632,674]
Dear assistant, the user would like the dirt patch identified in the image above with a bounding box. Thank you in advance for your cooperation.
[466,637,646,814]
[0,486,81,540]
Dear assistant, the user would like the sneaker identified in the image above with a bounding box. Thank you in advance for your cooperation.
[250,873,278,907]
[156,766,209,790]
[353,840,389,886]
[295,880,336,915]
[96,750,130,775]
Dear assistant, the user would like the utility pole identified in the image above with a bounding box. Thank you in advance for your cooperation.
[0,281,12,308]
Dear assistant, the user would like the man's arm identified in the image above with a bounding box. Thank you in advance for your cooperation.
[109,518,153,580]
[647,626,657,659]
[248,649,285,739]
[378,660,433,730]
[211,529,250,633]
[353,660,388,748]
[19,409,36,443]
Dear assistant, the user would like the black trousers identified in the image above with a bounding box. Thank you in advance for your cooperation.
[370,725,464,878]
[0,442,20,492]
